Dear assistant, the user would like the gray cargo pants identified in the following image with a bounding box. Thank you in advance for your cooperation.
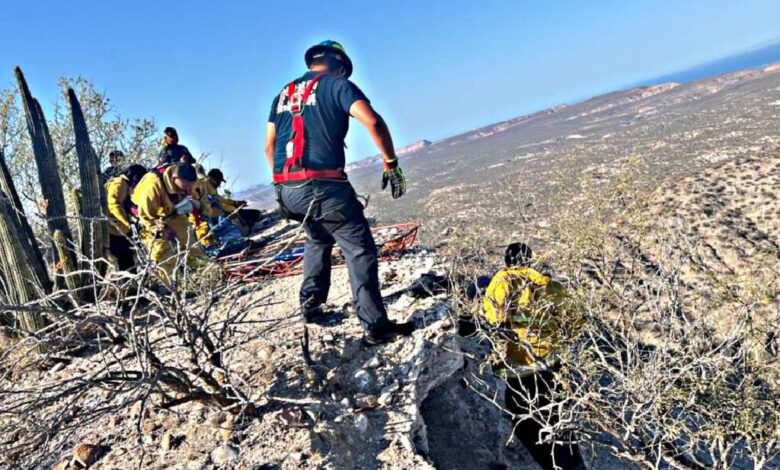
[277,180,389,331]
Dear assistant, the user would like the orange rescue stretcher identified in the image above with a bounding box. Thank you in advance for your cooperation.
[220,222,420,283]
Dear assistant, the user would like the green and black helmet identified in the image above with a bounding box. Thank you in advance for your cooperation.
[305,40,353,78]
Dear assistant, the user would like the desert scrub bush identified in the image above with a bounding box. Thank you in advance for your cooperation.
[448,157,779,469]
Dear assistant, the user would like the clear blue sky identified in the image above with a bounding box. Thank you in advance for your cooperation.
[1,0,779,191]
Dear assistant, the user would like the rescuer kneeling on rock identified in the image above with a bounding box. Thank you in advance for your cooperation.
[131,162,205,280]
[265,40,412,346]
[483,243,585,470]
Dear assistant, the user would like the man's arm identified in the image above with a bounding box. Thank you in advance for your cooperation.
[350,100,396,163]
[265,122,276,172]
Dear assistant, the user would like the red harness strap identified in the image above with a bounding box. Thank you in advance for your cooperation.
[273,73,347,184]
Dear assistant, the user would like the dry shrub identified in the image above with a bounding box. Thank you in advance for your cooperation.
[448,157,779,469]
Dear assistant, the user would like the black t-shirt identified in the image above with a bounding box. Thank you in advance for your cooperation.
[158,143,193,165]
[268,71,368,174]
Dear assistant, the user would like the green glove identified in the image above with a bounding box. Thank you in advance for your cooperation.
[381,158,406,199]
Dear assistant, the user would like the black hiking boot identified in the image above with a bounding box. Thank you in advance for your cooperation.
[303,304,345,326]
[362,321,415,347]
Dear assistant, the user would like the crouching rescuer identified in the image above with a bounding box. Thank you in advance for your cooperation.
[483,243,586,470]
[105,164,147,271]
[131,162,206,280]
[265,40,412,346]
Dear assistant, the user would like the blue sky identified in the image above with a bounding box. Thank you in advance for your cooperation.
[1,0,779,191]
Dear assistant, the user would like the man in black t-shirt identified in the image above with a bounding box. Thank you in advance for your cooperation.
[158,127,194,166]
[265,40,411,346]
[100,149,124,184]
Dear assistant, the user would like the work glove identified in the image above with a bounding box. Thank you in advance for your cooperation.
[381,158,406,199]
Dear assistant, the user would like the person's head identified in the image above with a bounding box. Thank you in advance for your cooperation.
[108,150,124,168]
[305,40,353,78]
[207,168,226,188]
[123,164,148,188]
[163,127,179,145]
[504,242,533,268]
[171,162,197,194]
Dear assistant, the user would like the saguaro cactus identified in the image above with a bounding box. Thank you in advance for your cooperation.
[68,87,108,284]
[14,66,76,287]
[0,149,51,292]
[0,191,49,333]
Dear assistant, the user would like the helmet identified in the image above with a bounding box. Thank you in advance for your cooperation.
[207,168,226,183]
[305,40,353,78]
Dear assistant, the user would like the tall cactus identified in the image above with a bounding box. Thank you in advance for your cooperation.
[68,87,108,286]
[0,149,51,292]
[14,66,75,288]
[0,191,49,334]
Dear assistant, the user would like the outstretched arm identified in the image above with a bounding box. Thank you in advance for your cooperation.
[265,122,276,172]
[350,100,397,164]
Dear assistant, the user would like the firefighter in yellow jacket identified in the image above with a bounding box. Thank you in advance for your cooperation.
[185,164,221,248]
[130,162,204,279]
[206,168,262,234]
[483,242,585,470]
[105,164,147,271]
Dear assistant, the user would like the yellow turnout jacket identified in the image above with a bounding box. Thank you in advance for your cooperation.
[483,266,579,368]
[105,175,132,236]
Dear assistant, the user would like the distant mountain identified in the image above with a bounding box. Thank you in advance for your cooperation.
[238,57,780,215]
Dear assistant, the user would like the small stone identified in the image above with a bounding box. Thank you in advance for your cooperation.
[352,369,374,391]
[354,395,379,410]
[322,333,335,343]
[214,370,226,385]
[51,458,70,470]
[353,414,369,434]
[50,362,65,374]
[160,433,173,451]
[209,445,239,466]
[257,343,275,362]
[141,420,156,436]
[220,415,234,443]
[364,356,381,369]
[340,397,351,408]
[378,391,393,407]
[290,452,304,463]
[72,443,101,467]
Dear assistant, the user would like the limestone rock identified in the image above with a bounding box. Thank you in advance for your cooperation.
[209,445,239,466]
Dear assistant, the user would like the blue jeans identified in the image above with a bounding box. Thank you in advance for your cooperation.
[277,180,389,331]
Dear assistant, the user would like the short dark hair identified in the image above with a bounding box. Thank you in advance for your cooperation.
[164,127,178,137]
[172,162,197,182]
[505,242,533,267]
[109,150,124,160]
[123,164,148,185]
